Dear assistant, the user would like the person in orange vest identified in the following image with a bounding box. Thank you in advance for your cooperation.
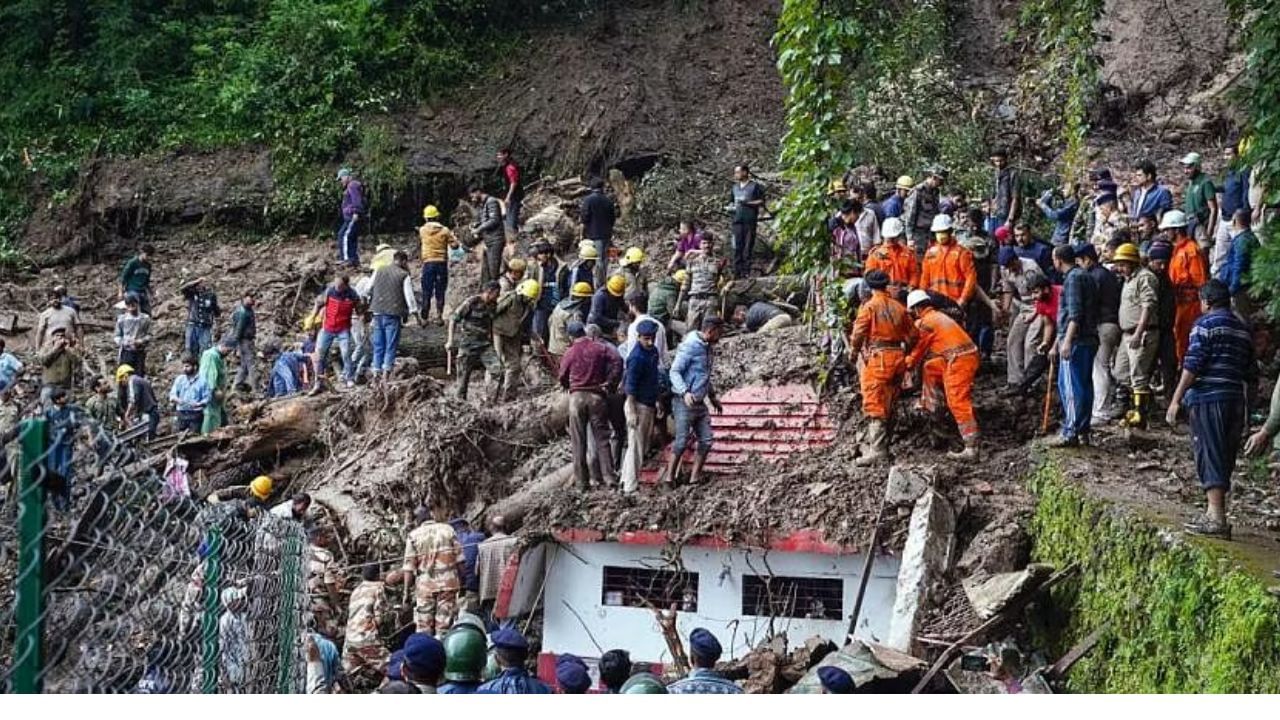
[919,214,978,307]
[1162,210,1209,364]
[864,217,919,300]
[904,289,981,460]
[848,270,917,465]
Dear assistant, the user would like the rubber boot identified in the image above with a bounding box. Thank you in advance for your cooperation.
[949,437,980,460]
[1122,391,1150,430]
[689,450,709,485]
[856,420,889,466]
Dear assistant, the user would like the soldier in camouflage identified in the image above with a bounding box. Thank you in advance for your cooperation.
[342,563,393,681]
[402,505,464,637]
[305,525,343,640]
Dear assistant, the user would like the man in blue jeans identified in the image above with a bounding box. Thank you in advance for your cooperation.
[368,251,418,384]
[1048,244,1099,447]
[337,168,366,267]
[665,317,725,486]
[311,274,362,392]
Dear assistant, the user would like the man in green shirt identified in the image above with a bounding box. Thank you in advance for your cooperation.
[119,243,156,314]
[1180,153,1218,246]
[199,340,233,434]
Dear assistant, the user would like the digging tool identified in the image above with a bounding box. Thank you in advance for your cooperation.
[1040,354,1057,435]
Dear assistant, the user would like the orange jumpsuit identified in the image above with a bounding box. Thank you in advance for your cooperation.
[919,240,977,305]
[906,307,980,440]
[864,242,920,294]
[1169,237,1208,364]
[849,290,916,419]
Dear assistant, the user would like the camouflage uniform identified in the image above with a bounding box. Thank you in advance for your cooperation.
[306,544,341,639]
[402,521,463,636]
[341,579,390,678]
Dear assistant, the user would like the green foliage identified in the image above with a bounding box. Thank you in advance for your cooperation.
[1015,0,1104,180]
[1029,462,1280,693]
[0,0,599,252]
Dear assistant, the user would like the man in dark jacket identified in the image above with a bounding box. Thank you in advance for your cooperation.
[730,164,766,277]
[620,320,661,494]
[181,277,221,358]
[469,186,506,285]
[368,251,418,383]
[581,179,617,288]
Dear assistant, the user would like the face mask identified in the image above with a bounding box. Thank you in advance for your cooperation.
[935,232,951,244]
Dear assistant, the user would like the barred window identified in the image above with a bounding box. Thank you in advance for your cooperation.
[601,566,698,612]
[741,575,843,620]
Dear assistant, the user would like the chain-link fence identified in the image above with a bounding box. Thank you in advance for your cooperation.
[0,405,308,693]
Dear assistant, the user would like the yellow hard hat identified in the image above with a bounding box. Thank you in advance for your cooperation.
[578,241,600,261]
[423,205,441,220]
[622,247,645,266]
[895,175,915,190]
[115,364,135,382]
[1112,243,1141,264]
[249,475,273,501]
[570,281,594,298]
[673,269,689,286]
[829,178,847,194]
[507,257,528,273]
[517,279,541,301]
[606,275,626,297]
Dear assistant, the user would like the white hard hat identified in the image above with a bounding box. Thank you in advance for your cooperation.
[881,217,905,239]
[1158,209,1188,230]
[1179,152,1202,167]
[906,289,931,310]
[930,214,954,233]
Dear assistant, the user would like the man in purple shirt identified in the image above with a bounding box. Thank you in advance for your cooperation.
[558,321,623,490]
[337,168,366,267]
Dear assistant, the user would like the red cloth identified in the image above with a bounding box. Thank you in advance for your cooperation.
[321,286,361,333]
[1033,285,1061,321]
[503,162,521,192]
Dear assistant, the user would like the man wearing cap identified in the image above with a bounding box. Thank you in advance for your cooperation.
[668,627,741,694]
[342,563,391,681]
[1162,210,1209,365]
[666,317,725,485]
[865,217,919,298]
[998,246,1048,387]
[1167,280,1255,539]
[477,627,552,694]
[905,290,981,459]
[684,232,728,332]
[1075,244,1122,423]
[336,168,365,267]
[1217,209,1260,317]
[560,317,623,490]
[818,666,856,694]
[904,167,946,256]
[848,270,915,464]
[1128,160,1174,223]
[582,178,618,288]
[1048,245,1099,447]
[883,175,912,219]
[1111,243,1160,428]
[919,214,978,306]
[620,292,670,367]
[549,283,593,358]
[419,204,458,324]
[530,242,562,344]
[402,632,448,693]
[1180,152,1218,244]
[402,505,465,637]
[469,185,506,285]
[556,654,593,694]
[620,319,661,493]
[988,148,1021,233]
[494,278,540,399]
[557,241,599,301]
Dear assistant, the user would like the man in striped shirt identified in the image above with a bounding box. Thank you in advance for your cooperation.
[1167,279,1256,539]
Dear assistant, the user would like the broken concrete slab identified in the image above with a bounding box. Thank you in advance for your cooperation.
[956,519,1031,579]
[886,489,956,653]
[786,639,924,693]
[885,465,931,507]
[962,564,1054,620]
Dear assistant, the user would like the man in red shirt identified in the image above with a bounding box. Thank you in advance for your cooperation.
[497,148,524,238]
[312,274,363,391]
[558,321,623,490]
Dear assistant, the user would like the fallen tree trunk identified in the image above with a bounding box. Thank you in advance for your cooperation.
[721,275,809,311]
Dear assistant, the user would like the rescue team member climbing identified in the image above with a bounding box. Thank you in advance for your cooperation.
[905,290,980,460]
[847,270,915,465]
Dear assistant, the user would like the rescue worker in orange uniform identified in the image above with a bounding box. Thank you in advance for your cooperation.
[848,270,916,465]
[863,217,919,300]
[918,214,978,307]
[905,289,981,460]
[1162,210,1209,364]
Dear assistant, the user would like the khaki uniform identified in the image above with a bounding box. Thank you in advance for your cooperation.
[684,253,725,331]
[306,545,341,639]
[342,580,390,677]
[492,291,532,399]
[1113,267,1160,392]
[402,521,463,636]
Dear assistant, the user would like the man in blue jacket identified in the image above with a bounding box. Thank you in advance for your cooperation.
[620,320,661,494]
[664,317,725,486]
[1216,209,1260,317]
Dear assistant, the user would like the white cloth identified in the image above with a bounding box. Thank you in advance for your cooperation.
[855,207,881,254]
[618,313,670,369]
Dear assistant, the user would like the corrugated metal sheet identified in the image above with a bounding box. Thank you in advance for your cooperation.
[643,383,834,482]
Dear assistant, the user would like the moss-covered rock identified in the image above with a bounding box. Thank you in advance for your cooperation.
[1028,461,1280,693]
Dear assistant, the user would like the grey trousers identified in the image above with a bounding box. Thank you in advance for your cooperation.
[1092,322,1121,419]
[620,399,656,493]
[1006,312,1043,385]
[234,339,256,389]
[495,334,523,399]
[1112,328,1159,393]
[569,391,615,488]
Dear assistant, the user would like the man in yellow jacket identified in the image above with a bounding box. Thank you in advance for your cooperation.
[419,205,458,324]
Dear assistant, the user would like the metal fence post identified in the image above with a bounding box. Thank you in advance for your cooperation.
[275,529,302,693]
[199,527,224,694]
[12,418,47,694]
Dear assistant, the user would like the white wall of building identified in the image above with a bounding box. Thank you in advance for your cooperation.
[540,542,900,664]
